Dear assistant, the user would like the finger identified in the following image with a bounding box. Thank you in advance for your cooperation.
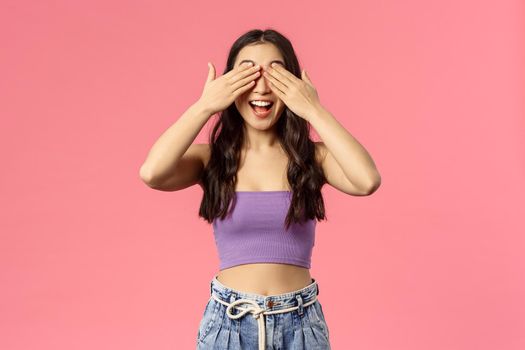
[263,70,288,94]
[269,64,296,85]
[207,62,216,82]
[230,64,260,85]
[301,69,312,86]
[264,72,286,96]
[231,70,261,92]
[301,69,306,81]
[224,62,255,79]
[305,69,313,83]
[233,79,257,96]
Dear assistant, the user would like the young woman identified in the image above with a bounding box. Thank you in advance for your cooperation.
[140,29,381,350]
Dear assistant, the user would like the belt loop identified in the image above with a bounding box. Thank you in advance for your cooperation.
[229,292,236,303]
[228,292,240,331]
[229,292,237,315]
[295,294,304,316]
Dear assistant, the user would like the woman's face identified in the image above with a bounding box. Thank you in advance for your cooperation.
[233,43,286,131]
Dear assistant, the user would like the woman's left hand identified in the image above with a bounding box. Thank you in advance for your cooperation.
[263,63,322,122]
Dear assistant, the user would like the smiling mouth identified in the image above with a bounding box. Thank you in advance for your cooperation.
[249,101,274,114]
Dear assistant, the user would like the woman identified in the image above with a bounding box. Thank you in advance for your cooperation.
[140,28,381,350]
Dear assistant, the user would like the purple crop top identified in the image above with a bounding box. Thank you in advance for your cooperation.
[212,190,316,270]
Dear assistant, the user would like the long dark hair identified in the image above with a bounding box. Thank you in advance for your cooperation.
[199,28,327,230]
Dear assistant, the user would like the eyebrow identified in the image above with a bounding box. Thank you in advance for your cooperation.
[238,59,285,66]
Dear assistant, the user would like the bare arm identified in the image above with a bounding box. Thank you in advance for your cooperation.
[139,101,211,191]
[309,105,381,196]
[139,61,261,191]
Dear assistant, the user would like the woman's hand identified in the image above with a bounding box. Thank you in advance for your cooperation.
[263,64,322,122]
[197,62,261,115]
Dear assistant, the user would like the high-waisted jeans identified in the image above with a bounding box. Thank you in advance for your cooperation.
[196,274,331,349]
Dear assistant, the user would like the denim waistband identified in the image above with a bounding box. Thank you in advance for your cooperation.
[209,274,320,350]
[209,274,319,314]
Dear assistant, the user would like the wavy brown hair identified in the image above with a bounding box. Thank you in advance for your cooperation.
[199,28,327,230]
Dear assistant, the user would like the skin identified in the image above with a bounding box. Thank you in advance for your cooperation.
[233,42,287,151]
[216,43,314,296]
[141,40,381,296]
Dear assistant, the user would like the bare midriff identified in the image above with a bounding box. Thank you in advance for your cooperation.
[216,262,313,296]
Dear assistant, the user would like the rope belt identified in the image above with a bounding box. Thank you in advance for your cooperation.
[210,293,318,350]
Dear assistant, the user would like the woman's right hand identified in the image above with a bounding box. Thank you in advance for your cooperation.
[197,62,261,115]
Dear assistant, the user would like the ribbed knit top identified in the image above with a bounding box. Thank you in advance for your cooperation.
[212,191,316,270]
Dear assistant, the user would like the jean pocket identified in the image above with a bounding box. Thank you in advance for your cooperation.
[312,300,330,341]
[196,298,220,344]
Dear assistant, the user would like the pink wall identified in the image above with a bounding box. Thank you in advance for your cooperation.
[1,1,524,349]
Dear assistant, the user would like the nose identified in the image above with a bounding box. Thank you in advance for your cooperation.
[252,65,271,92]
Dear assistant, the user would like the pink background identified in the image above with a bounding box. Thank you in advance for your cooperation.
[1,1,524,349]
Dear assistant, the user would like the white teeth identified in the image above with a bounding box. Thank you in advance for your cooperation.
[250,100,272,107]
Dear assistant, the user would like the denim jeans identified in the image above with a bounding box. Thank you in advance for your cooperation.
[196,274,331,349]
